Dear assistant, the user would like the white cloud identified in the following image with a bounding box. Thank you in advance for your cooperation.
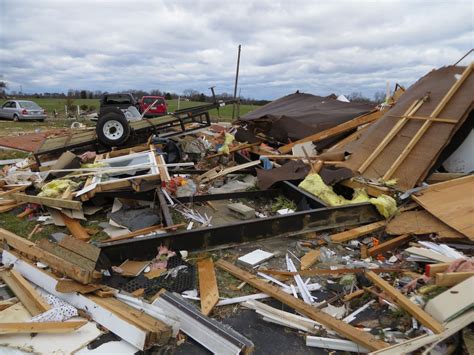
[0,0,472,99]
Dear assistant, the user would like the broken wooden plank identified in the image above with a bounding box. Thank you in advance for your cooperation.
[412,175,474,240]
[1,249,167,350]
[365,270,444,334]
[0,269,50,316]
[60,213,91,241]
[37,239,96,272]
[278,109,383,154]
[435,272,474,287]
[216,259,388,351]
[425,262,451,277]
[300,249,320,270]
[0,321,87,334]
[0,202,25,213]
[260,267,406,277]
[59,235,101,263]
[426,172,467,184]
[368,234,412,256]
[100,223,184,243]
[12,193,82,210]
[340,179,392,197]
[55,280,102,294]
[331,220,386,243]
[198,160,261,184]
[197,258,219,316]
[0,228,95,284]
[156,188,174,227]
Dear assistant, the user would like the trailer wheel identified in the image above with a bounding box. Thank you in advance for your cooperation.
[96,112,130,146]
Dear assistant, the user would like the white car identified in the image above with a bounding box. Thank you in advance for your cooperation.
[0,100,47,121]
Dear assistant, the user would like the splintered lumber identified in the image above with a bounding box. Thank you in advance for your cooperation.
[55,280,102,294]
[0,321,87,334]
[60,213,91,241]
[365,270,444,334]
[0,228,95,284]
[37,239,96,272]
[59,235,101,263]
[0,202,24,213]
[412,175,474,240]
[198,160,261,183]
[425,262,451,277]
[368,234,412,256]
[12,193,82,210]
[331,221,386,243]
[206,142,259,158]
[435,272,474,287]
[2,249,168,350]
[100,223,184,243]
[300,249,320,270]
[197,258,219,316]
[216,259,388,351]
[259,267,406,277]
[0,185,28,197]
[426,172,467,184]
[0,269,50,316]
[278,109,383,154]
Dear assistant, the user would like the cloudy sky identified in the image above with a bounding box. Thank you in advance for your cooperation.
[0,0,472,99]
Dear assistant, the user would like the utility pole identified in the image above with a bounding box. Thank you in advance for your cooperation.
[232,44,241,120]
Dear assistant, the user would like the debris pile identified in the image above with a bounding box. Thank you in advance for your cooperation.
[0,62,473,354]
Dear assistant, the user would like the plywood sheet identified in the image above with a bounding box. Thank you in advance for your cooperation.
[412,175,474,240]
[343,65,474,191]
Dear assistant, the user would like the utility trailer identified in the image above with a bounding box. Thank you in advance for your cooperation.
[33,97,236,164]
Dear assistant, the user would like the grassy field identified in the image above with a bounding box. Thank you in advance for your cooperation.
[0,98,259,121]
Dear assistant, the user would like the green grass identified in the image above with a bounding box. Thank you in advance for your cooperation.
[0,98,259,121]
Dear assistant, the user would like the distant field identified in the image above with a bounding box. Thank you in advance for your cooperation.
[0,98,259,121]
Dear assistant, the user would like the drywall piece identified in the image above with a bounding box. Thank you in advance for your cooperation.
[365,271,444,334]
[75,339,139,354]
[425,276,474,323]
[197,258,219,316]
[306,336,369,353]
[153,290,254,354]
[237,249,274,267]
[216,259,388,351]
[369,309,474,355]
[1,250,159,350]
[0,320,101,354]
[443,128,474,173]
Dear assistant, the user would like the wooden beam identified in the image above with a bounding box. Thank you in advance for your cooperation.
[37,239,96,272]
[426,172,467,184]
[260,267,406,277]
[435,272,474,287]
[300,249,320,270]
[12,193,82,210]
[216,259,388,351]
[0,228,95,284]
[365,270,444,334]
[278,109,383,154]
[358,98,426,173]
[331,221,386,243]
[59,235,101,263]
[0,321,87,334]
[425,262,451,277]
[383,63,473,180]
[340,179,392,197]
[198,161,261,184]
[197,258,219,316]
[60,213,91,241]
[100,223,184,243]
[206,142,259,158]
[0,185,28,197]
[156,188,174,227]
[0,269,51,316]
[368,234,412,256]
[387,114,458,124]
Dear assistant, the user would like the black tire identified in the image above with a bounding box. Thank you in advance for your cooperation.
[96,112,130,147]
[13,114,19,122]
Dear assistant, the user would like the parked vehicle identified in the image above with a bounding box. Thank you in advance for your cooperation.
[139,96,168,117]
[99,93,139,116]
[0,100,47,121]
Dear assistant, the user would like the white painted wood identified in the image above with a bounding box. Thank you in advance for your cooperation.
[237,249,274,267]
[2,251,149,350]
[286,254,313,304]
[343,300,375,323]
[306,336,369,353]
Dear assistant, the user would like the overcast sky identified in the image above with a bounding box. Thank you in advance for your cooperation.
[0,0,472,99]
